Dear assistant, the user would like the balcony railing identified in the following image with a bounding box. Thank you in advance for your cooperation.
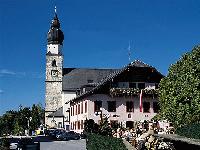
[110,88,159,97]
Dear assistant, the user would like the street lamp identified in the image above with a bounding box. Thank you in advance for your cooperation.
[26,117,32,136]
[95,107,103,123]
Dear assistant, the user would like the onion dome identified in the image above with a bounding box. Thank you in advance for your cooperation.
[47,12,64,45]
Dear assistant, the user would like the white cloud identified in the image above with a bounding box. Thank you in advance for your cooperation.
[0,69,16,75]
[0,69,44,79]
[0,89,4,94]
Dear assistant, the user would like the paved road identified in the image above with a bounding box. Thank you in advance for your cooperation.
[40,139,86,150]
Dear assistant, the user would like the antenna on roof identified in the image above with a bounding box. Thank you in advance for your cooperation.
[128,41,131,63]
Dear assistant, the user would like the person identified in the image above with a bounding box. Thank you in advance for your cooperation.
[136,126,142,137]
[147,125,154,135]
[126,130,132,142]
[116,128,121,138]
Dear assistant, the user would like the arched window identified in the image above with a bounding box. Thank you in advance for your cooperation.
[52,59,57,67]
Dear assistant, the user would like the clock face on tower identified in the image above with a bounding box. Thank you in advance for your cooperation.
[51,70,58,77]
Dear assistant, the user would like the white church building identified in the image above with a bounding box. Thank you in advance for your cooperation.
[45,11,164,132]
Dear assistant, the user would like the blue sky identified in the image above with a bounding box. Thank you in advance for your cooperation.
[1,0,200,115]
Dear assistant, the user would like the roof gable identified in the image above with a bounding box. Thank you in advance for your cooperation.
[68,60,164,103]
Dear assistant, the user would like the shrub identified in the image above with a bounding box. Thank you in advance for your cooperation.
[84,119,99,133]
[0,138,10,150]
[176,123,200,139]
[86,133,127,150]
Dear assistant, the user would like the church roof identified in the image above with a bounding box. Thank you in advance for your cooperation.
[62,68,119,91]
[48,107,64,117]
[68,60,164,103]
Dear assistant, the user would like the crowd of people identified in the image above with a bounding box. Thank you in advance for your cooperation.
[111,120,175,149]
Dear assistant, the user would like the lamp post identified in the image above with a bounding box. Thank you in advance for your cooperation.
[26,117,32,136]
[99,108,103,123]
[95,107,103,123]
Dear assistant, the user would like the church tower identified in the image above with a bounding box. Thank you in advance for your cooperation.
[45,8,64,126]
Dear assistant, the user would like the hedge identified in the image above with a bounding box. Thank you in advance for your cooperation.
[176,123,200,139]
[86,133,127,150]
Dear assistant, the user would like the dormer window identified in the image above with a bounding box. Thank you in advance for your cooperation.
[138,83,145,89]
[87,80,93,84]
[118,82,129,88]
[52,60,57,67]
[129,83,136,88]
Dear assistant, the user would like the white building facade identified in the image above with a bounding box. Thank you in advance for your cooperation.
[69,62,163,133]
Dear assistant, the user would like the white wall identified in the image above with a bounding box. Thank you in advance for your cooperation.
[62,91,77,128]
[87,94,157,122]
[70,94,158,133]
[47,44,62,54]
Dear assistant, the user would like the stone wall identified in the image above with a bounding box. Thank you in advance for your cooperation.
[45,54,63,126]
[45,82,63,111]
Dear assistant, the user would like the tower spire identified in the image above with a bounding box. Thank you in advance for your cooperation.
[47,6,64,45]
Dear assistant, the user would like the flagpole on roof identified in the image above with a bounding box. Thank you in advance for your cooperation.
[140,89,143,112]
[55,6,57,14]
[128,41,131,63]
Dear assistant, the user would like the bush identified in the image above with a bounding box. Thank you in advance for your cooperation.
[0,138,10,150]
[176,123,200,139]
[86,133,127,150]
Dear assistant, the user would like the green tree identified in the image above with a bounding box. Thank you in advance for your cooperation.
[30,104,44,131]
[0,103,44,136]
[0,110,18,135]
[18,107,31,132]
[99,117,112,136]
[159,46,200,128]
[13,119,23,135]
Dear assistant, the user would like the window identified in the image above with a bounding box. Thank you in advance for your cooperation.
[129,83,136,88]
[94,101,102,112]
[58,122,62,128]
[126,101,134,112]
[118,82,129,88]
[87,80,93,84]
[153,102,159,113]
[128,114,131,118]
[85,101,87,113]
[143,102,150,113]
[71,123,73,130]
[52,60,57,67]
[78,104,80,114]
[107,101,116,112]
[78,121,80,130]
[81,120,84,129]
[72,105,74,116]
[138,83,145,89]
[74,122,76,130]
[75,105,77,115]
[81,102,83,114]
